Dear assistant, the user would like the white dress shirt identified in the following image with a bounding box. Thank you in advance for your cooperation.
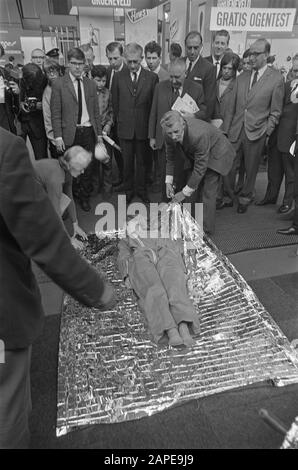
[186,55,200,74]
[130,66,142,82]
[250,64,267,89]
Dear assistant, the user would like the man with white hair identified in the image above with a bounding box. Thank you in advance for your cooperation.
[112,42,158,204]
[33,146,91,249]
[161,111,235,235]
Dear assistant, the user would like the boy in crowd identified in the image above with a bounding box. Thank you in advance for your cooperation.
[91,65,113,197]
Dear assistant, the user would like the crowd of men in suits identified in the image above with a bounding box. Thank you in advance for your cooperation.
[0,30,297,235]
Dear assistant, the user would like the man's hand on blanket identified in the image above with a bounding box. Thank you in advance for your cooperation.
[95,281,117,311]
[172,191,186,203]
[124,276,132,289]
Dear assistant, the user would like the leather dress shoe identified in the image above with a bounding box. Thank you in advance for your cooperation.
[216,200,233,210]
[278,204,292,214]
[137,193,150,204]
[255,198,276,206]
[80,199,91,212]
[277,226,298,235]
[237,203,248,214]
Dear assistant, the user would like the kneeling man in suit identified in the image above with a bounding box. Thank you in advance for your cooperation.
[161,111,235,234]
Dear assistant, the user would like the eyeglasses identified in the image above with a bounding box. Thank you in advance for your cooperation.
[69,61,85,67]
[127,60,140,64]
[32,56,44,59]
[249,51,266,57]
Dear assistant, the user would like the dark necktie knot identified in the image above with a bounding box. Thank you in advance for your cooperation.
[186,61,192,77]
[251,70,259,88]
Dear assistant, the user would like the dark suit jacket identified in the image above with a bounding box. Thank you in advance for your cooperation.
[106,63,129,90]
[212,78,237,134]
[277,80,298,153]
[0,128,107,349]
[205,55,213,64]
[165,118,235,190]
[112,67,159,140]
[51,72,101,146]
[148,78,206,149]
[186,56,217,120]
[226,68,285,143]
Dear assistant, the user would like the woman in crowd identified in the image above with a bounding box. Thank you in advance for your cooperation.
[213,52,240,209]
[42,58,61,158]
[19,62,48,159]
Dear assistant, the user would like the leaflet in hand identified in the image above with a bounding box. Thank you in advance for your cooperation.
[171,93,199,114]
[289,141,296,157]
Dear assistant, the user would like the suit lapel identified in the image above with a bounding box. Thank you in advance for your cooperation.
[247,67,271,102]
[124,69,135,96]
[165,80,173,108]
[136,68,146,98]
[66,73,78,102]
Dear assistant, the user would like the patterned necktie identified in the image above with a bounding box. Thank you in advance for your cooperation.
[109,69,115,91]
[172,87,179,105]
[77,78,82,125]
[132,72,138,94]
[251,70,259,89]
[186,61,192,78]
[215,61,220,78]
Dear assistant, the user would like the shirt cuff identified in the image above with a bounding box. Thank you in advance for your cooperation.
[182,185,195,197]
[165,175,174,184]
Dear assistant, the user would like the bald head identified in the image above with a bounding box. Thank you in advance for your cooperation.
[169,58,187,89]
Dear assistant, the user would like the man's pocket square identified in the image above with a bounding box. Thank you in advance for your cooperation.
[194,77,202,81]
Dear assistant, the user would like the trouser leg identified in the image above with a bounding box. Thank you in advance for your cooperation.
[111,126,123,182]
[129,252,177,344]
[135,139,147,197]
[0,346,32,449]
[121,139,135,196]
[239,132,266,205]
[156,247,199,334]
[282,152,295,206]
[72,127,96,201]
[28,129,48,161]
[292,152,298,229]
[202,169,221,234]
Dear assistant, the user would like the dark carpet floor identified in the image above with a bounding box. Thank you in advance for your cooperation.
[29,272,298,449]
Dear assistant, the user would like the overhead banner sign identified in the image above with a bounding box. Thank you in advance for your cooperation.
[72,0,166,8]
[210,7,296,32]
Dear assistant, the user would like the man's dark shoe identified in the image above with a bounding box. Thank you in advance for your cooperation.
[137,193,150,204]
[277,226,298,235]
[278,204,292,214]
[237,203,248,214]
[80,199,91,212]
[255,198,276,206]
[216,200,233,210]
